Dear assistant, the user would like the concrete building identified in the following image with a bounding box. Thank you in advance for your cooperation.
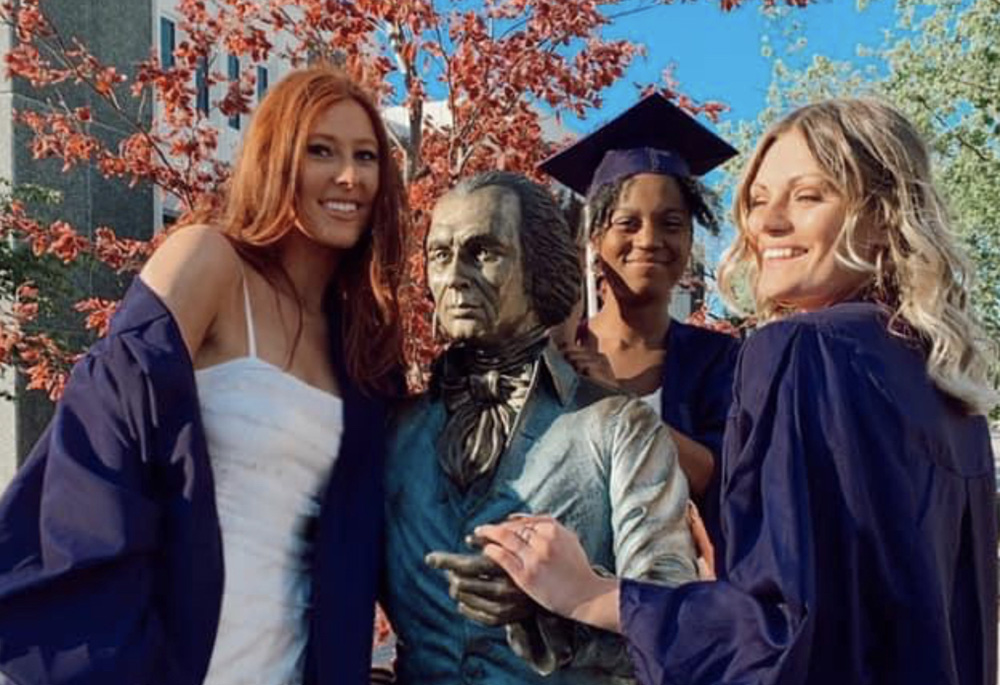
[1,0,156,479]
[0,0,287,486]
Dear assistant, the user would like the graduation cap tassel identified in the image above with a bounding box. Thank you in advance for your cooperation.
[583,204,599,319]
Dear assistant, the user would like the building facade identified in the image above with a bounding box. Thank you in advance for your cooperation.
[1,0,155,478]
[0,0,287,486]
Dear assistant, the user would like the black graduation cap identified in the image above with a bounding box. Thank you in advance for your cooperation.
[538,92,738,197]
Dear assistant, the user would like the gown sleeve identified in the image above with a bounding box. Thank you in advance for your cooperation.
[0,333,191,684]
[620,317,970,685]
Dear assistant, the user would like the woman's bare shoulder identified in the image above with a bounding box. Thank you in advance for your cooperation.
[139,224,244,356]
[142,224,241,286]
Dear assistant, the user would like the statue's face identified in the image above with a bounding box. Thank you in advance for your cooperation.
[427,187,540,345]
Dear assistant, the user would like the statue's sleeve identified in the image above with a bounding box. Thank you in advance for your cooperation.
[508,398,698,676]
[607,398,698,586]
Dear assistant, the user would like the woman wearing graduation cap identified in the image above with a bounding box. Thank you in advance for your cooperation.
[540,93,741,553]
[475,99,997,685]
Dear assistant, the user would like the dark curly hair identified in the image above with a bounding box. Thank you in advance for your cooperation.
[449,172,581,328]
[584,173,721,242]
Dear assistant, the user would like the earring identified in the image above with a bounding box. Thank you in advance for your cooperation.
[431,307,441,343]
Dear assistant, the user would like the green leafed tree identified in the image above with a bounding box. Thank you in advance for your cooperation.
[728,0,1000,408]
[0,179,98,400]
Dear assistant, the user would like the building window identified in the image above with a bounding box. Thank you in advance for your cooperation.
[196,56,209,115]
[227,54,240,129]
[159,18,175,68]
[257,65,269,101]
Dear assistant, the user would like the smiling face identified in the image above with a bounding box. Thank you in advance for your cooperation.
[746,129,870,312]
[426,186,539,345]
[597,173,693,304]
[293,98,380,250]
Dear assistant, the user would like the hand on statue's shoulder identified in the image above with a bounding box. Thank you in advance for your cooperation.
[558,342,620,391]
[139,224,243,359]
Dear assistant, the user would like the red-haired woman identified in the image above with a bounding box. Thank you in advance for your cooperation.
[0,66,406,685]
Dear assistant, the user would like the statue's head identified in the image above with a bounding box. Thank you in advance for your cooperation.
[426,171,581,347]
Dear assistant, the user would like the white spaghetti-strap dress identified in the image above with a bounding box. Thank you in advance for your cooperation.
[198,276,343,685]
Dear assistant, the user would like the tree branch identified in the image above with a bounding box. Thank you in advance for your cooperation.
[914,94,991,162]
[18,16,192,204]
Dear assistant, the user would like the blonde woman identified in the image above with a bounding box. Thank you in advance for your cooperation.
[475,99,998,685]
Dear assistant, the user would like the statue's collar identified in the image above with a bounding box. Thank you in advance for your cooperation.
[537,343,576,407]
[430,337,576,407]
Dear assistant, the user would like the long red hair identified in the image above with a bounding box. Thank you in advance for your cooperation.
[218,65,406,397]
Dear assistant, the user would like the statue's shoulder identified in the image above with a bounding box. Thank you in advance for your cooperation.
[541,346,631,413]
[385,393,446,478]
[562,375,665,437]
[388,391,440,432]
[391,389,431,412]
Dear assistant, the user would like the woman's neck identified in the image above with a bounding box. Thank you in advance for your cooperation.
[277,231,342,314]
[590,293,671,350]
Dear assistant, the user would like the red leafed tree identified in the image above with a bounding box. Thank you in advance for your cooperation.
[0,0,810,399]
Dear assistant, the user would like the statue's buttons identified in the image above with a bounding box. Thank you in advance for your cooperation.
[460,654,486,680]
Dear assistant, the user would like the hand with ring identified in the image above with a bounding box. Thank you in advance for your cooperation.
[473,514,620,632]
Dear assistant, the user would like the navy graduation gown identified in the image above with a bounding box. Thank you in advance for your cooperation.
[658,320,739,548]
[0,279,387,685]
[621,302,997,685]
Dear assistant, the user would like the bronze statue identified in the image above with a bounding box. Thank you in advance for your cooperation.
[382,172,696,684]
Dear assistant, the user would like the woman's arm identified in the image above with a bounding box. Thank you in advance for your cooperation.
[140,224,242,362]
[666,428,713,496]
[0,226,243,684]
[0,281,223,684]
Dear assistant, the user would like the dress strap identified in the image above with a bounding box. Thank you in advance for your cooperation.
[238,262,258,358]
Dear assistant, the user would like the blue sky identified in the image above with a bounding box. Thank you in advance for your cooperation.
[575,0,902,309]
[594,0,898,128]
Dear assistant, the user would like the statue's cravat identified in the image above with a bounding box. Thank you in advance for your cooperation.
[437,329,547,490]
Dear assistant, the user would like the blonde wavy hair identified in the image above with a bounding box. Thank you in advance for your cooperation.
[719,98,998,415]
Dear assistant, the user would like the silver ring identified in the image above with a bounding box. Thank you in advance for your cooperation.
[515,523,536,544]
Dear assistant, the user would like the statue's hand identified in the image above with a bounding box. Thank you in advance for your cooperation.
[425,550,536,626]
